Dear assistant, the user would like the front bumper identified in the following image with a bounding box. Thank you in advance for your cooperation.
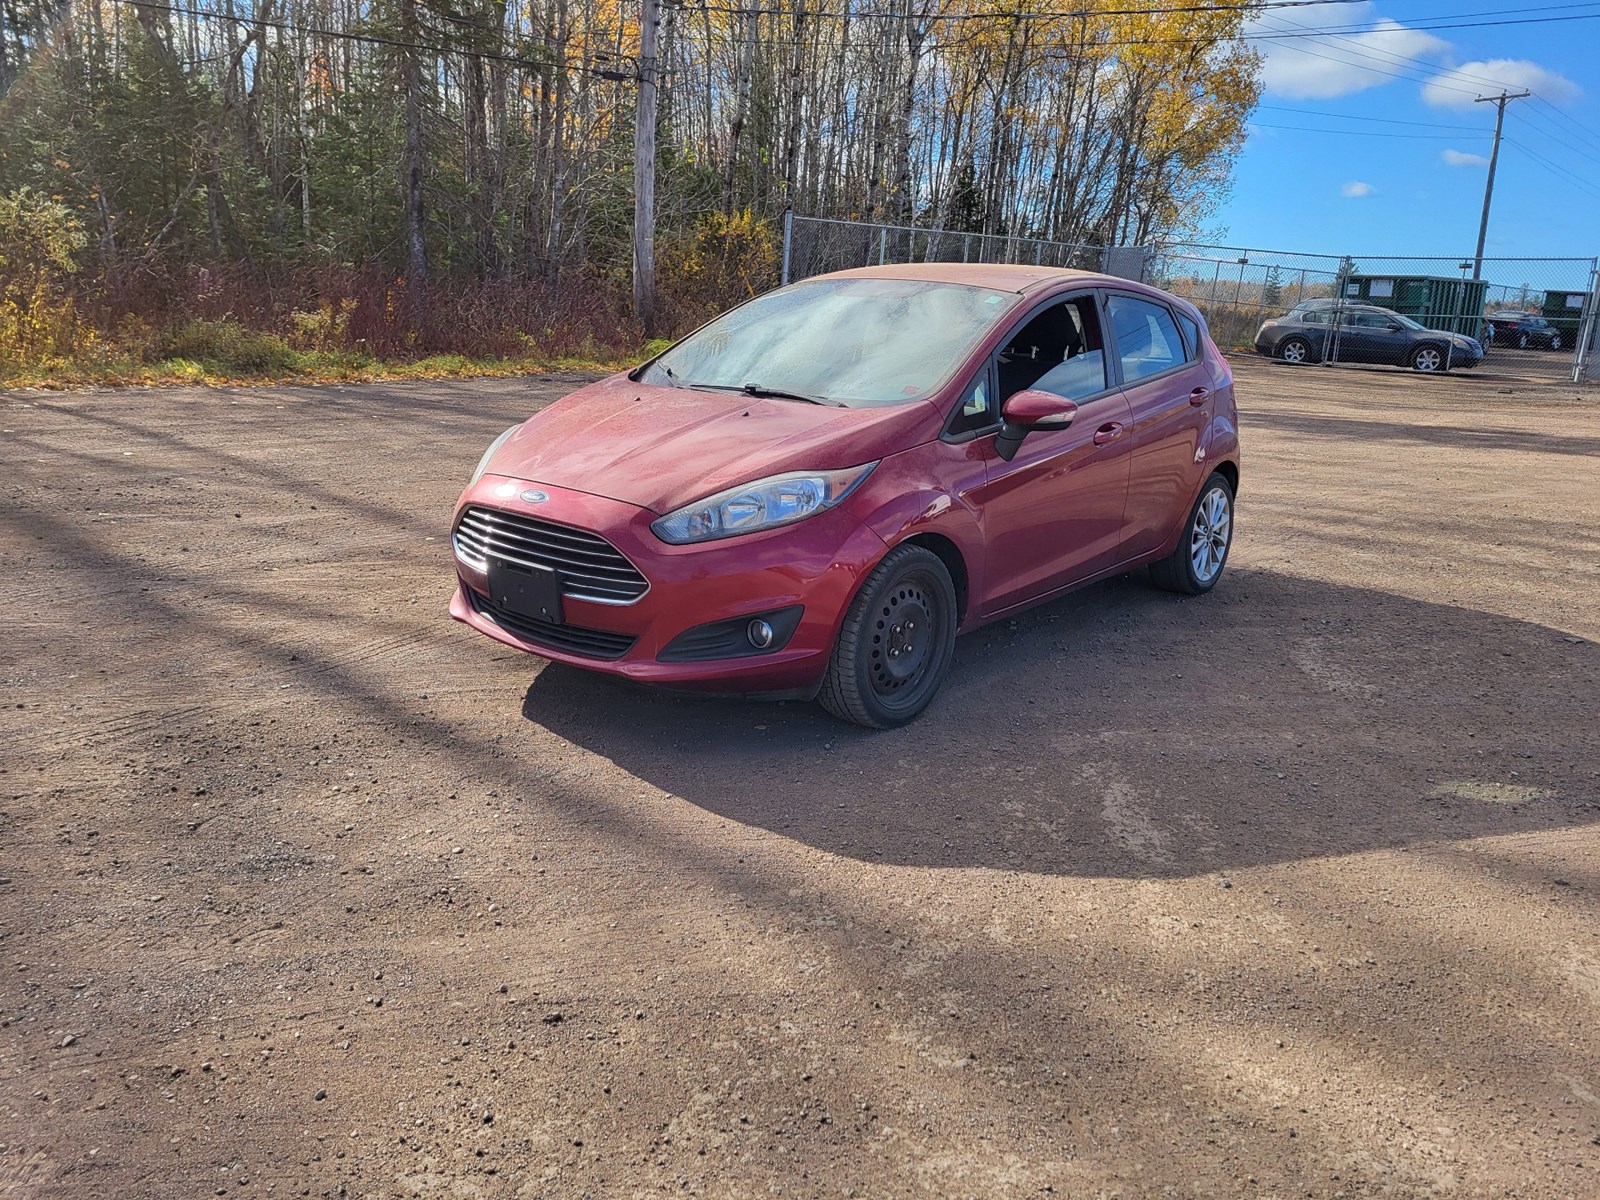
[448,476,889,695]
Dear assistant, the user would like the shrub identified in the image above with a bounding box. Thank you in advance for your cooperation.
[290,297,360,351]
[163,319,297,375]
[658,209,780,328]
[0,187,91,371]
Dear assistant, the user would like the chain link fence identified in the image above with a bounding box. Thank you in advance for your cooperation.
[782,213,1600,384]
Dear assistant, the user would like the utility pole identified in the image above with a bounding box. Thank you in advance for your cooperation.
[632,0,660,334]
[1472,89,1530,279]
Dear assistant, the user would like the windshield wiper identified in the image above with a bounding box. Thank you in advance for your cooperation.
[737,383,843,407]
[676,381,844,407]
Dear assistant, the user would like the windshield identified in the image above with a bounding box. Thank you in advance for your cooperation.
[1393,313,1426,330]
[637,278,1018,407]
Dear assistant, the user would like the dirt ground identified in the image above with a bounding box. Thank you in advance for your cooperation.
[2,354,1597,1200]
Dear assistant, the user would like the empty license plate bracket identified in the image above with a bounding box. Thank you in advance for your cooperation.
[486,557,563,625]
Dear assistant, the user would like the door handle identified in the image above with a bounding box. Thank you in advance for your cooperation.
[1093,423,1124,445]
[1189,387,1211,406]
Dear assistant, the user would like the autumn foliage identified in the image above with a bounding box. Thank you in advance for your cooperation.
[0,0,1261,382]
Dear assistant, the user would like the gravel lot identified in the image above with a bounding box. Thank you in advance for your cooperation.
[2,356,1597,1199]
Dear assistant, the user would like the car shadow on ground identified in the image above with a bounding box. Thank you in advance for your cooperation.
[523,566,1598,880]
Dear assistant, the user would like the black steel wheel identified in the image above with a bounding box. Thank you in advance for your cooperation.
[819,545,958,729]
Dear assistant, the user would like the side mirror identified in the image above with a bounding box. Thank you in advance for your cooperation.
[1387,321,1403,331]
[995,389,1078,462]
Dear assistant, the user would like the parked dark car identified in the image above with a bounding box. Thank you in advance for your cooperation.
[1484,311,1564,351]
[1255,303,1483,372]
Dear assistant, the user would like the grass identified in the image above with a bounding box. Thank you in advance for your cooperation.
[0,345,640,391]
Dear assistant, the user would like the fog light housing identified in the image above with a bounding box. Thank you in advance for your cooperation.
[658,605,805,663]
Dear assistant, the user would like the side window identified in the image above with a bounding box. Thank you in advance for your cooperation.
[1176,311,1203,361]
[997,294,1107,403]
[1301,310,1329,325]
[1354,312,1389,329]
[1106,294,1185,384]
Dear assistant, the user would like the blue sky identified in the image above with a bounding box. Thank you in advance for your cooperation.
[1212,0,1600,265]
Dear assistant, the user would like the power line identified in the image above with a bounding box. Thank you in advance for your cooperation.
[1246,14,1479,96]
[1524,96,1600,159]
[1507,111,1600,172]
[1255,104,1477,131]
[123,1,635,79]
[1247,5,1583,107]
[122,0,1600,73]
[680,0,1372,22]
[1249,121,1490,140]
[1503,138,1600,201]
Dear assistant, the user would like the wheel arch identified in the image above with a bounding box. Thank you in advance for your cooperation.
[896,531,970,627]
[1212,459,1239,499]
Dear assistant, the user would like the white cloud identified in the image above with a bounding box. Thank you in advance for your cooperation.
[1249,3,1450,100]
[1422,60,1583,109]
[1342,181,1375,198]
[1442,148,1489,168]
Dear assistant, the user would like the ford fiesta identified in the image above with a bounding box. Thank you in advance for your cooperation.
[449,264,1240,727]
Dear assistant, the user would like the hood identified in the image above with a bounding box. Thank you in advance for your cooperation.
[485,373,942,513]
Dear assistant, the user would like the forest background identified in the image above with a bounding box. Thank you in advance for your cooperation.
[0,0,1260,384]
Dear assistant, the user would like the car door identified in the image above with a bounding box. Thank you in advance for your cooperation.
[955,290,1133,617]
[1350,311,1411,364]
[1104,291,1214,562]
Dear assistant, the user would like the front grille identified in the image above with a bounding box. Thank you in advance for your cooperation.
[453,505,649,604]
[468,587,637,661]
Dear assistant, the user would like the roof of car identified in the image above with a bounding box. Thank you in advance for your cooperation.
[822,262,1110,295]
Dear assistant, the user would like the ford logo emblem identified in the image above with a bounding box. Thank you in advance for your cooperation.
[519,489,549,504]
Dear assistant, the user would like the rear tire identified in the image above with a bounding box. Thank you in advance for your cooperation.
[1151,473,1234,595]
[819,545,958,729]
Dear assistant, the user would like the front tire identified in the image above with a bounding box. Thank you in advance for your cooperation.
[1278,336,1314,365]
[1551,334,1563,351]
[819,544,958,729]
[1412,345,1446,373]
[1151,473,1234,595]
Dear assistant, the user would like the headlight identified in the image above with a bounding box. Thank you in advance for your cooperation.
[651,463,877,545]
[468,425,519,487]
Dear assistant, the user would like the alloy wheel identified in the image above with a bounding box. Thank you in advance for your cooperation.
[1414,347,1443,372]
[1189,486,1232,585]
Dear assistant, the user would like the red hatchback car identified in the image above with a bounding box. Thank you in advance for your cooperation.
[450,264,1240,726]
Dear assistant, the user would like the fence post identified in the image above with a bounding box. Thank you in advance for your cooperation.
[1575,259,1600,384]
[781,208,793,286]
[878,226,887,266]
